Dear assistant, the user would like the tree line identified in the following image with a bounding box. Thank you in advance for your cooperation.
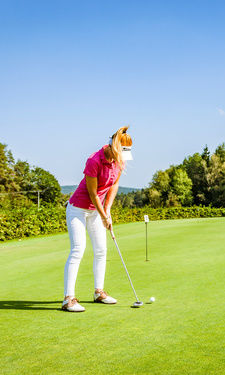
[0,143,62,209]
[114,144,225,208]
[1,142,225,210]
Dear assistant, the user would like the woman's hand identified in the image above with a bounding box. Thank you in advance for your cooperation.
[105,208,112,226]
[101,212,112,230]
[105,207,111,220]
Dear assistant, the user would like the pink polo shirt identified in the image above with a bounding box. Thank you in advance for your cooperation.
[69,145,122,210]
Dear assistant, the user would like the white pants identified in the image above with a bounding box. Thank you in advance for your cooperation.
[64,203,107,297]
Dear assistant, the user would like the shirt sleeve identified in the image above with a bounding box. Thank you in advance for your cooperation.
[83,158,99,178]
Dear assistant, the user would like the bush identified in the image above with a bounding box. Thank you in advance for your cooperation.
[111,205,225,223]
[1,205,225,241]
[0,206,67,241]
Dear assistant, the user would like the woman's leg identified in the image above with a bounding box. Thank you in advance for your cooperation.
[64,204,86,297]
[86,211,107,290]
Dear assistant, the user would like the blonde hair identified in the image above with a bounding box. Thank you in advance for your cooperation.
[111,126,132,169]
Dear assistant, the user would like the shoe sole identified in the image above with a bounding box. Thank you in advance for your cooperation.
[93,300,117,304]
[62,306,85,312]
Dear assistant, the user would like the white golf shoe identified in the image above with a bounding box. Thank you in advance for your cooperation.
[94,289,117,304]
[62,296,85,312]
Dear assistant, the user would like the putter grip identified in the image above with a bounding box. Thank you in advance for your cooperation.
[110,228,115,240]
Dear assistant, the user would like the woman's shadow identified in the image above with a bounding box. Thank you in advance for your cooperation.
[0,300,63,311]
[0,300,95,311]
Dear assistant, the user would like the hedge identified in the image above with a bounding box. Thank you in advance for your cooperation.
[111,205,225,223]
[1,205,225,241]
[0,207,67,241]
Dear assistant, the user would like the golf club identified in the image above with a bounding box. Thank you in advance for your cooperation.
[110,227,143,308]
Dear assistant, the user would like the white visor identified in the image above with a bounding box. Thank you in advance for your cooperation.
[109,137,133,161]
[122,146,133,161]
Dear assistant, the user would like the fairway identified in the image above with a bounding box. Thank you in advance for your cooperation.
[0,218,224,375]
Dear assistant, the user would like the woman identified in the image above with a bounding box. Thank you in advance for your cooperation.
[62,126,133,312]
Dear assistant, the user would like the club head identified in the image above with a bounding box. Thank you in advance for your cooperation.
[132,301,143,308]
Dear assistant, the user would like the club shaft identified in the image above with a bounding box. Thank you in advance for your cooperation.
[146,222,148,261]
[112,236,140,302]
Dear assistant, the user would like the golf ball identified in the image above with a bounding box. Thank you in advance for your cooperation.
[149,297,155,303]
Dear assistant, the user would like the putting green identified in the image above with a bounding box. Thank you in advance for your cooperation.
[0,218,224,375]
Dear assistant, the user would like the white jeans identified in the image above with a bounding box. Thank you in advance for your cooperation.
[64,203,107,297]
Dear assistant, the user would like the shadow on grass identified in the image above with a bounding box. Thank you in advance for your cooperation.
[0,300,141,310]
[0,300,63,311]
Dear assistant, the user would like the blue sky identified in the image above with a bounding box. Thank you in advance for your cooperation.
[1,0,225,188]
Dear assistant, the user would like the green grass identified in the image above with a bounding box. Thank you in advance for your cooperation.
[0,218,225,375]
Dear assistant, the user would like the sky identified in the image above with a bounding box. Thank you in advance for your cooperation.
[1,0,225,188]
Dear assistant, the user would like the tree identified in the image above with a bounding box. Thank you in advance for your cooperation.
[150,170,170,192]
[201,145,210,167]
[207,154,225,207]
[14,160,33,192]
[165,192,180,207]
[0,143,63,207]
[122,193,134,208]
[170,168,193,206]
[215,143,225,163]
[0,143,9,192]
[7,150,15,168]
[148,189,162,208]
[133,189,149,207]
[30,167,61,204]
[0,143,18,192]
[183,153,209,205]
[149,170,170,206]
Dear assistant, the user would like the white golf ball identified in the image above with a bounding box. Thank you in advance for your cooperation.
[149,297,155,303]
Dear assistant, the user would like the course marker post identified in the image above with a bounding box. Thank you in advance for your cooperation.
[144,215,149,261]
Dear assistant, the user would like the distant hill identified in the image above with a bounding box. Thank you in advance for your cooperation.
[61,185,140,195]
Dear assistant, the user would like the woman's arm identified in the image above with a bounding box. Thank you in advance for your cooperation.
[104,171,122,215]
[85,175,110,228]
